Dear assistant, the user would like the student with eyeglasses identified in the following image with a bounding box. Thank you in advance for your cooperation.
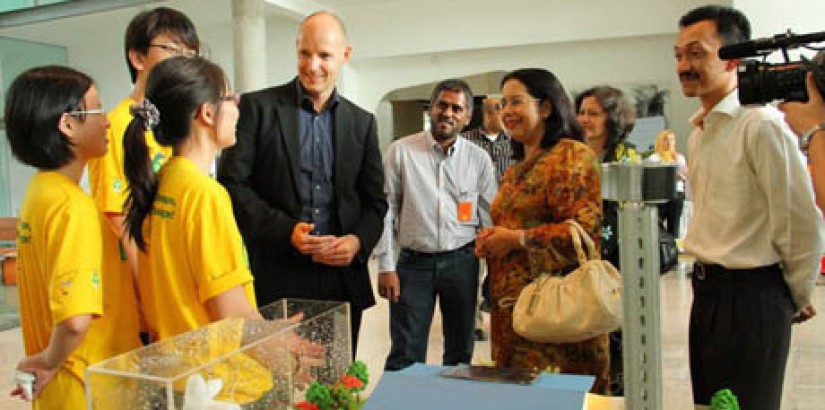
[6,66,141,409]
[121,56,281,404]
[86,8,200,342]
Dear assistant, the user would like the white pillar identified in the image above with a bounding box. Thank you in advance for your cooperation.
[232,0,267,92]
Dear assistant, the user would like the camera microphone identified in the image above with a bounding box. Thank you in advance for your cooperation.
[719,30,825,60]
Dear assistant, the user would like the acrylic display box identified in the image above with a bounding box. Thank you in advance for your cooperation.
[85,299,351,409]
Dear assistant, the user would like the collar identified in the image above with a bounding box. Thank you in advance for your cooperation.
[690,89,740,129]
[427,131,461,156]
[295,78,340,113]
[484,130,508,141]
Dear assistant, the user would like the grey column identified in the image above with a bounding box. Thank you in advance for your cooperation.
[232,0,267,92]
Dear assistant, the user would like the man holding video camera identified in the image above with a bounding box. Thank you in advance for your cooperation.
[780,52,825,209]
[675,5,823,409]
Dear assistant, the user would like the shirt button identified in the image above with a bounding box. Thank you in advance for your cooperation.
[315,185,320,189]
[314,209,320,214]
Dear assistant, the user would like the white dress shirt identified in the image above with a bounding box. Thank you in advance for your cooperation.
[375,131,497,272]
[683,90,824,309]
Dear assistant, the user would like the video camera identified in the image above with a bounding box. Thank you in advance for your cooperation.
[718,30,825,105]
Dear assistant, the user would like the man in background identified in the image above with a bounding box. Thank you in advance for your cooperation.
[377,79,496,371]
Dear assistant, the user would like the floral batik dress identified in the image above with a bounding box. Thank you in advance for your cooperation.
[488,138,609,393]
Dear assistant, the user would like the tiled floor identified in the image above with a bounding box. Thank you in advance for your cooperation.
[1,262,824,409]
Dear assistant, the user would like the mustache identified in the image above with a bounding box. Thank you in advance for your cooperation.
[433,116,455,127]
[679,71,700,81]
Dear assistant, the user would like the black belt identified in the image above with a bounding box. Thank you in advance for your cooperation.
[401,241,474,258]
[692,261,781,281]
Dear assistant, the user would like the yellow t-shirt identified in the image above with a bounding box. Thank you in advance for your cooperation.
[16,172,141,407]
[87,97,172,214]
[138,157,270,403]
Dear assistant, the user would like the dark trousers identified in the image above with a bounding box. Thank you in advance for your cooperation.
[385,243,479,371]
[689,262,794,410]
[658,191,685,237]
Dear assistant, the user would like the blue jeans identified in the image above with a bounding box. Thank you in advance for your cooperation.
[384,243,479,371]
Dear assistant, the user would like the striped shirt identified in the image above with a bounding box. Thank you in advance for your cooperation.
[462,127,514,184]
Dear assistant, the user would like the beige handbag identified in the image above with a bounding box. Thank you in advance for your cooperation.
[511,220,623,343]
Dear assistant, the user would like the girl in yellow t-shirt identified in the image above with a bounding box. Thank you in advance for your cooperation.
[122,56,277,404]
[6,66,141,409]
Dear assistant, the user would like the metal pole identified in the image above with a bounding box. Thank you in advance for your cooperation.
[619,202,663,409]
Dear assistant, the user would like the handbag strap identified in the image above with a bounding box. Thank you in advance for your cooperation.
[566,220,599,263]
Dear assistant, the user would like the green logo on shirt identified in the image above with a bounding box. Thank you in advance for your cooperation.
[92,271,100,289]
[112,179,123,193]
[17,221,31,244]
[152,153,166,172]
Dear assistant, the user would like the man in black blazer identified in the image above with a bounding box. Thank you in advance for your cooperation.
[217,11,386,356]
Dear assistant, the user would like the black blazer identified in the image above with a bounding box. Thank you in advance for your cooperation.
[217,79,387,310]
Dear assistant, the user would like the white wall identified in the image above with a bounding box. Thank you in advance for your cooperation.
[0,0,822,150]
[340,0,707,60]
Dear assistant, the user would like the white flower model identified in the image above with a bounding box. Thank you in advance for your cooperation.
[181,374,241,410]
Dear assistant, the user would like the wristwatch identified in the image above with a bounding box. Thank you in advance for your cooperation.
[800,122,825,153]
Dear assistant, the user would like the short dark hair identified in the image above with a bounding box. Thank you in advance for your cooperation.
[124,7,200,83]
[123,56,229,250]
[574,86,636,153]
[501,68,583,160]
[678,4,751,45]
[430,79,474,113]
[4,65,94,170]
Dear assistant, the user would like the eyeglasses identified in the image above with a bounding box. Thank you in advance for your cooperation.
[500,96,541,109]
[67,107,105,117]
[149,43,197,58]
[221,93,241,105]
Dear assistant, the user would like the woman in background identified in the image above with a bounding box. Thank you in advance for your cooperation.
[6,66,140,408]
[475,68,608,393]
[575,85,637,396]
[649,129,688,238]
[575,86,637,267]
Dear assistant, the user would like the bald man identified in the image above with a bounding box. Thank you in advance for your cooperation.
[218,12,387,356]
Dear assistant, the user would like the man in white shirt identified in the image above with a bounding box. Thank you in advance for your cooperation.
[675,5,823,410]
[376,79,497,371]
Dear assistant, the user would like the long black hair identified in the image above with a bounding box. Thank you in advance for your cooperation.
[501,68,583,160]
[4,65,93,169]
[123,56,228,250]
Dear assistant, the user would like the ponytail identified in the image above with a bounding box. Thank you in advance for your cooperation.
[122,56,229,249]
[123,103,159,251]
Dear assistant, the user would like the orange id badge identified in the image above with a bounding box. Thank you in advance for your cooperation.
[458,201,473,222]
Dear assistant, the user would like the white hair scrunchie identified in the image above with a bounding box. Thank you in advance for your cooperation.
[130,98,161,131]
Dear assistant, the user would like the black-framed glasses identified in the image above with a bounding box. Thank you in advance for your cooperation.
[149,43,197,58]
